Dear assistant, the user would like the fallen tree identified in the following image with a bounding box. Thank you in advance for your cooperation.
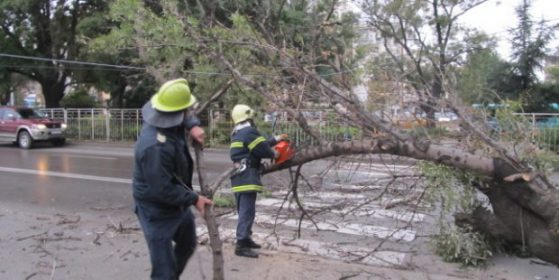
[94,0,559,274]
[188,21,559,267]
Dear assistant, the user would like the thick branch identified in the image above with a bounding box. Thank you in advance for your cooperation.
[195,78,234,115]
[192,142,224,280]
[207,49,324,144]
[263,139,388,174]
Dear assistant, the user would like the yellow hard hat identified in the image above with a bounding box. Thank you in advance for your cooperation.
[151,78,197,112]
[231,104,255,124]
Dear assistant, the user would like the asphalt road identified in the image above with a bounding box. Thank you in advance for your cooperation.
[0,142,233,213]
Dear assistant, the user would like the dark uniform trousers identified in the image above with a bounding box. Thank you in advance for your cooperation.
[235,192,257,241]
[136,203,197,280]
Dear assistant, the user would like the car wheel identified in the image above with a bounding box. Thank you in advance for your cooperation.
[51,139,66,147]
[17,130,33,149]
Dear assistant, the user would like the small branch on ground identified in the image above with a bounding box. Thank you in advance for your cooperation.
[55,214,80,225]
[17,231,48,242]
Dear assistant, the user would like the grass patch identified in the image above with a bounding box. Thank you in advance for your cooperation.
[212,193,236,208]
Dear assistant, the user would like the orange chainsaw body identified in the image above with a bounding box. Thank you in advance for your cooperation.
[274,140,295,164]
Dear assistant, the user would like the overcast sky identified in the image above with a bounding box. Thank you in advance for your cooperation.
[459,0,559,59]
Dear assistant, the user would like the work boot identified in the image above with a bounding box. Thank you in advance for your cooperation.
[235,244,259,258]
[245,239,262,249]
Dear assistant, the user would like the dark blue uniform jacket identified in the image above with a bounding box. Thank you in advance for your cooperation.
[132,121,199,237]
[229,124,277,193]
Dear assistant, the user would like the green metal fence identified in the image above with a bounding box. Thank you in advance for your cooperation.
[39,108,559,151]
[208,109,361,148]
[516,113,559,152]
[41,108,142,142]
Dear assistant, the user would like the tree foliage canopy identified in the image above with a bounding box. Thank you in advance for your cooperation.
[90,0,364,112]
[0,0,109,107]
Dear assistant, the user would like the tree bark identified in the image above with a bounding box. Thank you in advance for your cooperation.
[41,77,66,108]
[259,138,559,265]
[188,79,239,279]
[454,158,559,265]
[193,142,224,280]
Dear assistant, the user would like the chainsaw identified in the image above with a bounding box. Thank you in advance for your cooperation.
[274,139,295,164]
[271,112,295,165]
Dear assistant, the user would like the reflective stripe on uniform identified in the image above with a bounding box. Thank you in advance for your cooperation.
[248,136,266,150]
[232,184,263,192]
[230,141,244,149]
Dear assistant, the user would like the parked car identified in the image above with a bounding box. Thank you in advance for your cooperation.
[0,106,67,149]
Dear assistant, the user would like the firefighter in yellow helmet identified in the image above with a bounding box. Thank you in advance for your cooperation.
[133,78,212,279]
[229,104,288,258]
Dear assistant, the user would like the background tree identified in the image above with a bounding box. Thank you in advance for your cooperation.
[0,70,12,105]
[0,0,109,107]
[71,9,146,109]
[59,88,99,108]
[363,0,490,124]
[506,0,557,112]
[457,47,513,105]
[510,0,555,93]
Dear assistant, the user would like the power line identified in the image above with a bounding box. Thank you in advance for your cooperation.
[0,53,361,77]
[0,53,145,70]
[0,64,135,72]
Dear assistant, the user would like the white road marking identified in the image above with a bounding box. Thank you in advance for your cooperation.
[258,198,332,208]
[330,183,423,192]
[227,213,416,242]
[271,190,427,209]
[37,147,133,157]
[328,170,392,177]
[195,225,408,267]
[0,166,202,189]
[271,191,366,200]
[0,166,132,184]
[256,198,424,222]
[46,154,118,160]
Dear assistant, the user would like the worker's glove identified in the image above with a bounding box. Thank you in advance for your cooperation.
[273,149,281,159]
[274,134,289,142]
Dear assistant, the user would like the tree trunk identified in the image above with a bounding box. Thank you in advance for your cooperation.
[41,77,66,108]
[262,138,559,265]
[456,158,559,265]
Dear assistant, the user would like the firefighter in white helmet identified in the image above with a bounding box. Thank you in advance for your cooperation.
[229,104,287,258]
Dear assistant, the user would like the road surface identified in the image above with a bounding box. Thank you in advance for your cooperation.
[0,142,232,213]
[1,142,557,279]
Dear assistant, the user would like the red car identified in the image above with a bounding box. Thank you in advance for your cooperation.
[0,106,67,149]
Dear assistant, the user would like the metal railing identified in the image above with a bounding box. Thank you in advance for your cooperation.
[515,113,559,152]
[40,108,361,146]
[39,108,559,152]
[208,109,360,148]
[40,108,142,142]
